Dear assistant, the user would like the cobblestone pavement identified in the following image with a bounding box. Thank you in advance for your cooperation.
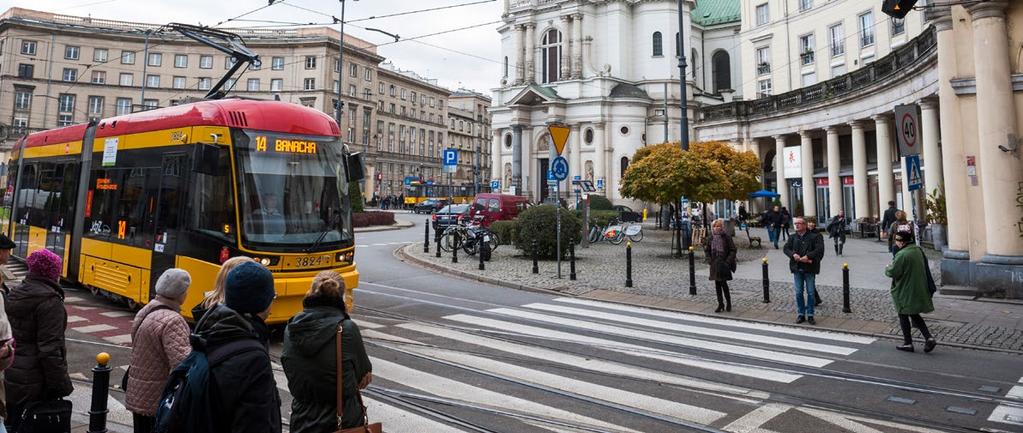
[403,225,1023,353]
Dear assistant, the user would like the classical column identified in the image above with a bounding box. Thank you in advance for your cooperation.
[572,13,584,79]
[491,130,502,188]
[934,9,969,256]
[511,125,523,194]
[593,122,606,194]
[826,126,842,217]
[799,130,816,218]
[526,23,537,84]
[560,15,572,80]
[873,114,896,213]
[969,1,1023,260]
[515,25,526,85]
[522,126,534,197]
[850,120,868,220]
[570,124,582,184]
[919,98,943,196]
[774,135,788,209]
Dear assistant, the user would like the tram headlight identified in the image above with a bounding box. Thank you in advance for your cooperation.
[259,257,271,266]
[336,251,354,264]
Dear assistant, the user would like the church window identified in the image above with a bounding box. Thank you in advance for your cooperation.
[652,32,663,57]
[540,29,563,84]
[712,50,732,92]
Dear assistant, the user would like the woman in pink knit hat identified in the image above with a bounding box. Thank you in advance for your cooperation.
[3,249,72,432]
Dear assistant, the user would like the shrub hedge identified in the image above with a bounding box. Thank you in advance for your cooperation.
[352,211,395,228]
[514,204,582,259]
[588,195,614,210]
[489,220,519,246]
[576,210,620,228]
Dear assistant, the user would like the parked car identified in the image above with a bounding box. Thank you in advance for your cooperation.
[413,198,448,214]
[468,193,530,227]
[431,204,471,233]
[614,205,643,223]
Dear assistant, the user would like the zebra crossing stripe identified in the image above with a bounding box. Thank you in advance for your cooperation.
[488,307,836,367]
[442,314,803,383]
[554,297,877,344]
[362,396,467,433]
[987,376,1023,427]
[723,403,791,433]
[519,303,860,356]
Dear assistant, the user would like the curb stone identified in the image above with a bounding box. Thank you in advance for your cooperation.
[355,220,414,233]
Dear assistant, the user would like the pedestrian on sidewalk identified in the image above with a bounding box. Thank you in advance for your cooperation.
[783,218,824,325]
[0,235,15,295]
[806,219,824,306]
[0,235,15,432]
[282,271,373,433]
[880,201,899,240]
[190,262,282,432]
[765,205,784,249]
[4,250,73,433]
[885,231,937,353]
[126,269,192,433]
[826,211,849,256]
[780,207,792,241]
[887,211,914,256]
[191,256,255,323]
[703,219,737,313]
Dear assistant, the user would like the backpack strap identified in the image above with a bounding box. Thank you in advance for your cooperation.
[206,339,265,366]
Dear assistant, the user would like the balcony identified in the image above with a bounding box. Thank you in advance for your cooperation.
[757,63,771,76]
[800,50,815,66]
[699,26,935,123]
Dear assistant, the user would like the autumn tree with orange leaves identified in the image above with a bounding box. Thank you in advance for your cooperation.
[619,141,761,206]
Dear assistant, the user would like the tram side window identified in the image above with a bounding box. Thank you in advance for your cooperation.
[86,167,156,247]
[16,164,39,226]
[37,162,64,230]
[188,152,235,242]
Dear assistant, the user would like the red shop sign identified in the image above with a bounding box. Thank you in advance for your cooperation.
[842,177,855,186]
[815,178,829,186]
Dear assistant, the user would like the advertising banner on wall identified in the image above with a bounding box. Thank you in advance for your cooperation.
[783,146,802,179]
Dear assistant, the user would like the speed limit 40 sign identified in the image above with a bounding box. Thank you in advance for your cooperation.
[894,103,920,156]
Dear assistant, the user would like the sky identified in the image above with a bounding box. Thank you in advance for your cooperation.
[6,0,504,94]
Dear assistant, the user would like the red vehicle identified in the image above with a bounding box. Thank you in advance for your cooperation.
[468,193,529,227]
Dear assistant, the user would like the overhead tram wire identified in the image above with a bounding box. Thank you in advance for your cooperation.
[214,0,285,28]
[346,0,496,23]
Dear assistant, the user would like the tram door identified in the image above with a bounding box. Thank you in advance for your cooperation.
[149,155,186,298]
[45,161,81,277]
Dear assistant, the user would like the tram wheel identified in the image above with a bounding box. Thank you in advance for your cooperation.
[126,299,140,310]
[88,285,101,296]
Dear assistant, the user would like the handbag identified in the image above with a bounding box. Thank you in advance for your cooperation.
[335,322,382,433]
[921,252,938,297]
[19,399,72,433]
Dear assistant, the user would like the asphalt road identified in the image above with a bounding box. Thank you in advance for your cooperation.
[59,213,1023,432]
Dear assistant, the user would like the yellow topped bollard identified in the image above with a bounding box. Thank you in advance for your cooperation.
[843,262,849,269]
[762,257,768,264]
[95,352,110,367]
[642,208,648,221]
[90,352,113,433]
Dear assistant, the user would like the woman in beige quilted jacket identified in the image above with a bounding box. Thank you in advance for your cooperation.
[125,269,192,433]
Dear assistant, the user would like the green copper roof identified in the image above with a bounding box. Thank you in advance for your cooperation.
[692,0,740,27]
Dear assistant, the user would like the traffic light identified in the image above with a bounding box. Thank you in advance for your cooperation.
[882,0,918,19]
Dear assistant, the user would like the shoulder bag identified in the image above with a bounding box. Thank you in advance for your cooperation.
[335,322,382,433]
[19,399,72,433]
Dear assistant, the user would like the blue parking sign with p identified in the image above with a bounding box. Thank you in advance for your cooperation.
[443,149,458,166]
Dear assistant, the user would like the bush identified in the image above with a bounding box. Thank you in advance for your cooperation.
[588,195,614,211]
[352,211,395,228]
[490,220,519,246]
[349,182,365,213]
[578,210,620,228]
[514,204,582,259]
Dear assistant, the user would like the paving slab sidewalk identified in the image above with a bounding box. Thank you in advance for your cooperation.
[398,226,1023,353]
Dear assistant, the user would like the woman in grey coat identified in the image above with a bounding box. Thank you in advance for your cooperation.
[703,219,737,313]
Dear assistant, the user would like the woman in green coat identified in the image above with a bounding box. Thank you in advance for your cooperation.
[884,231,937,353]
[282,271,373,432]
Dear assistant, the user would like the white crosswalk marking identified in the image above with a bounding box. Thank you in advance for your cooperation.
[72,324,116,333]
[363,397,467,433]
[987,376,1023,427]
[723,403,790,433]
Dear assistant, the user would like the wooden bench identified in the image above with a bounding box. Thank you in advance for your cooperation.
[744,225,762,248]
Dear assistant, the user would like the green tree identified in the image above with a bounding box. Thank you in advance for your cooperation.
[349,182,365,213]
[619,141,761,205]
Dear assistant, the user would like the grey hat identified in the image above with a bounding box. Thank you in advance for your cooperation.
[155,268,191,299]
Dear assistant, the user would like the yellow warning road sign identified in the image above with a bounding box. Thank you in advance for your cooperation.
[548,124,570,156]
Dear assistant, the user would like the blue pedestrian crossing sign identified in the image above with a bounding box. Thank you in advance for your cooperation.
[550,156,569,181]
[906,154,923,191]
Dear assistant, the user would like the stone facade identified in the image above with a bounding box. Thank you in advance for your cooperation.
[447,90,492,193]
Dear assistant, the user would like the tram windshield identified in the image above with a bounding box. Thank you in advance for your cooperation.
[235,130,352,251]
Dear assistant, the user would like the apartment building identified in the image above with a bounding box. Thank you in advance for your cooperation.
[448,89,491,193]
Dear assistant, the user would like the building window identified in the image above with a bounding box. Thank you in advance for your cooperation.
[173,76,186,89]
[174,54,188,68]
[333,80,341,93]
[272,56,284,70]
[14,90,31,110]
[58,114,74,127]
[58,94,76,113]
[799,0,813,11]
[365,68,373,81]
[88,96,104,116]
[62,68,78,82]
[652,31,663,57]
[831,63,846,77]
[21,40,37,55]
[757,79,772,98]
[859,11,875,47]
[91,70,106,84]
[143,99,158,109]
[271,79,283,91]
[389,85,396,97]
[300,97,316,108]
[65,45,80,60]
[148,53,162,67]
[225,56,236,69]
[891,17,906,36]
[93,48,108,62]
[801,71,817,87]
[247,78,260,91]
[755,47,770,76]
[349,84,357,97]
[198,77,211,90]
[305,56,317,69]
[225,78,236,90]
[121,51,135,64]
[120,73,135,86]
[13,118,28,134]
[401,89,407,100]
[799,34,815,65]
[364,88,372,99]
[200,55,213,69]
[711,50,731,92]
[540,29,563,83]
[829,24,845,57]
[146,75,160,88]
[304,78,316,90]
[755,3,769,26]
[350,63,358,78]
[17,64,33,78]
[116,98,132,115]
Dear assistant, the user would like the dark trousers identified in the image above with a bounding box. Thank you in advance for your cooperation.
[782,227,790,240]
[833,234,846,255]
[714,281,731,309]
[5,402,24,433]
[133,413,155,433]
[898,314,933,345]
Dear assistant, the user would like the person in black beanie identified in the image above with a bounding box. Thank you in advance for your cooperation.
[190,261,282,433]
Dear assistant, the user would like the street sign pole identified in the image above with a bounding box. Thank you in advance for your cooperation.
[547,124,571,280]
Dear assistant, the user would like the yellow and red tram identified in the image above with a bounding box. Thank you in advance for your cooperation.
[3,99,363,324]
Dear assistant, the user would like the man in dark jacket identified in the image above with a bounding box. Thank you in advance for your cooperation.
[192,261,281,433]
[880,201,899,240]
[765,205,785,249]
[783,217,825,325]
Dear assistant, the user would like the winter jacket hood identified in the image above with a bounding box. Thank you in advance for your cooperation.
[194,303,270,349]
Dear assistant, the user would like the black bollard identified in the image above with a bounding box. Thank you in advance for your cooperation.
[842,263,852,313]
[761,257,771,303]
[569,241,577,281]
[424,220,430,253]
[89,352,111,433]
[452,231,459,263]
[532,240,539,274]
[625,241,633,288]
[688,246,697,295]
[435,231,442,258]
[478,237,486,270]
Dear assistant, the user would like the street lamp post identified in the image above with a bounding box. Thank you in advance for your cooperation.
[677,0,692,251]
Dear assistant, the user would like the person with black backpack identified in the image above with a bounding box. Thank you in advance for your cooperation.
[155,261,281,433]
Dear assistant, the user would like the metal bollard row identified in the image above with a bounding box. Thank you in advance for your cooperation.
[842,263,852,313]
[762,257,771,303]
[424,220,430,253]
[625,241,633,288]
[89,352,111,433]
[688,246,696,295]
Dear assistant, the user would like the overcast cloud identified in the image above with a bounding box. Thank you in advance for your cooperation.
[10,0,504,95]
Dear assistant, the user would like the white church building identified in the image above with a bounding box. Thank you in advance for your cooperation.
[490,0,740,203]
